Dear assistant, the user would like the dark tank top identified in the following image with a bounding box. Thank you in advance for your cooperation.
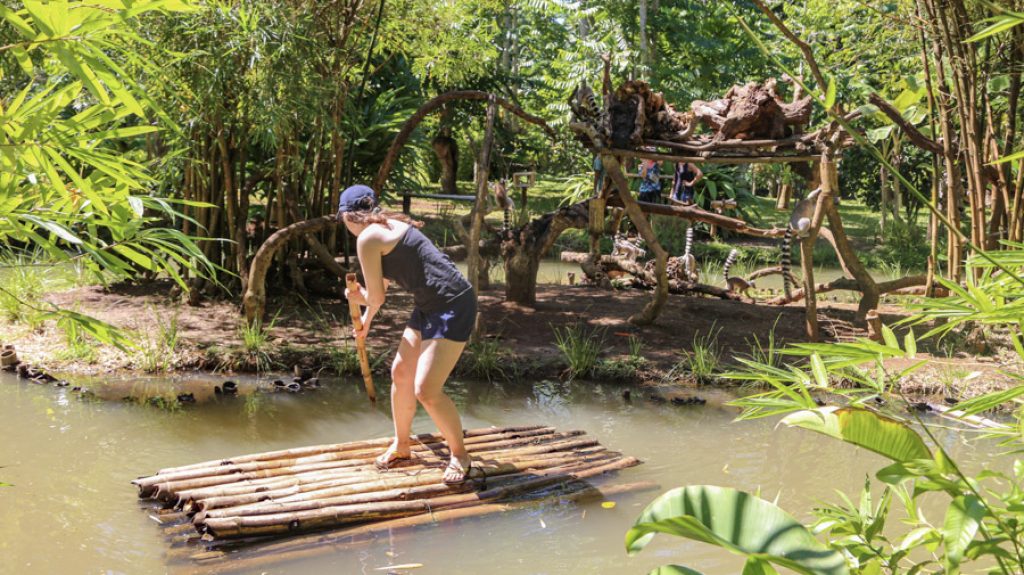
[674,163,696,195]
[380,226,472,312]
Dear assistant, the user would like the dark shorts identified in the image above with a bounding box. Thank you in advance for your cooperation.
[408,289,477,342]
[638,190,660,203]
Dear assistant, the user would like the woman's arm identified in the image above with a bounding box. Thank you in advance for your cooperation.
[687,164,704,186]
[353,228,390,338]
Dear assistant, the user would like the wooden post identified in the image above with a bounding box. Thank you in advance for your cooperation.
[601,154,669,325]
[467,96,498,343]
[345,273,376,404]
[801,153,838,341]
[402,193,411,215]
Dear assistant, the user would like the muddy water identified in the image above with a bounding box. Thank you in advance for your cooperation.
[0,372,990,575]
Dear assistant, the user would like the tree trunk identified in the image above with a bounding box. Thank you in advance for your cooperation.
[431,132,459,195]
[468,97,498,313]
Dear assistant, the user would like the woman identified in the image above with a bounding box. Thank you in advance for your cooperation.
[637,158,662,203]
[339,185,477,484]
[671,161,703,204]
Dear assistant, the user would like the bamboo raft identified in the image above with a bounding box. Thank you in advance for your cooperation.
[134,425,651,571]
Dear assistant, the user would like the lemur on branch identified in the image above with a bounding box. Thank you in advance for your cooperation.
[612,233,646,261]
[780,188,821,299]
[724,248,755,297]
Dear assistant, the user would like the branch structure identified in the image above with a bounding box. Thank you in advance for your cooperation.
[373,91,555,192]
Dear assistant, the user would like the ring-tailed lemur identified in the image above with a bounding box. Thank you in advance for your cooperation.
[492,179,514,232]
[724,248,755,296]
[780,188,821,298]
[569,83,607,126]
[681,226,698,282]
[612,233,646,261]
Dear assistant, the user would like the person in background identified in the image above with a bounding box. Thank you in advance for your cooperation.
[637,158,662,203]
[671,161,703,205]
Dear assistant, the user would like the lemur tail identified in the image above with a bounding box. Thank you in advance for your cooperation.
[781,228,793,298]
[723,248,739,283]
[684,226,694,258]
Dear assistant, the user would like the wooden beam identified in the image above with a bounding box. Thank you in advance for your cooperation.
[606,196,785,239]
[606,148,821,165]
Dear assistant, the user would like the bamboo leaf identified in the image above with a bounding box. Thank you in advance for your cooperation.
[782,407,931,462]
[824,76,836,110]
[810,354,829,388]
[989,149,1024,166]
[942,495,985,572]
[966,14,1024,43]
[904,329,917,358]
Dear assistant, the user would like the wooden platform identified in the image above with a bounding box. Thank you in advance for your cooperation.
[134,425,648,570]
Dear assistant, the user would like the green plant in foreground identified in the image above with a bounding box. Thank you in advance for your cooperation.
[552,322,605,381]
[630,249,1024,575]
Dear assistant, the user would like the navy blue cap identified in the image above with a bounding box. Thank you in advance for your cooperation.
[338,185,377,213]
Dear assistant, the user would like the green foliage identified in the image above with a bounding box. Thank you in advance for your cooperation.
[699,248,1024,574]
[627,485,848,575]
[458,338,516,382]
[134,306,180,372]
[552,322,604,381]
[55,313,97,363]
[667,328,721,385]
[238,313,279,373]
[328,344,362,376]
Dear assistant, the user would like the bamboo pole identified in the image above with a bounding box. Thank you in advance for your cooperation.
[139,427,559,491]
[345,273,376,404]
[163,433,596,508]
[201,457,640,538]
[197,452,621,522]
[187,481,659,574]
[149,425,548,477]
[156,435,595,504]
[191,448,612,514]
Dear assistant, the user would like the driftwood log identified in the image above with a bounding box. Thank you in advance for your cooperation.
[559,252,739,300]
[605,80,696,148]
[691,79,812,141]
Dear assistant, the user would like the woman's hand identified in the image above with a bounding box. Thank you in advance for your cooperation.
[353,310,372,340]
[345,284,368,306]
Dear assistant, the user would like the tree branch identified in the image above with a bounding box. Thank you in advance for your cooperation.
[868,93,943,154]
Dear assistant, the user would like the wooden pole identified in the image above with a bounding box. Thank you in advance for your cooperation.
[600,154,669,325]
[345,273,376,404]
[467,96,498,345]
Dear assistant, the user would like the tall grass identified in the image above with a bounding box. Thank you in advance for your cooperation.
[666,327,722,384]
[552,322,605,381]
[238,312,279,373]
[459,338,510,382]
[55,314,97,363]
[135,308,181,372]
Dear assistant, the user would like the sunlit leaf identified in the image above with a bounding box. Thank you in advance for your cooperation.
[627,485,848,575]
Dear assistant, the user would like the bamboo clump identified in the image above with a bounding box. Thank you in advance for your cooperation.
[133,425,643,549]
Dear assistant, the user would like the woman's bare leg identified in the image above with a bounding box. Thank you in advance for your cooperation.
[377,327,421,466]
[413,337,469,482]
